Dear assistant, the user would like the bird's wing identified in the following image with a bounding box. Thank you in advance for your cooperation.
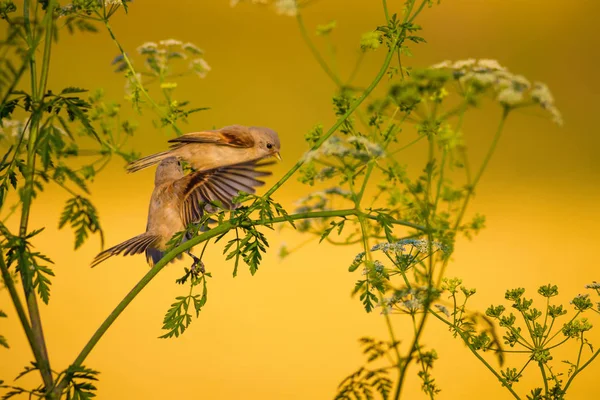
[90,233,161,268]
[176,161,274,228]
[168,125,255,148]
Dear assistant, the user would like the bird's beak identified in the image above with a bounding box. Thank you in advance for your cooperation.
[274,152,282,161]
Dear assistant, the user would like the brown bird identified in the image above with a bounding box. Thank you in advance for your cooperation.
[90,157,273,268]
[126,125,281,173]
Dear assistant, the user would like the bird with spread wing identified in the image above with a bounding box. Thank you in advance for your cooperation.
[90,157,275,268]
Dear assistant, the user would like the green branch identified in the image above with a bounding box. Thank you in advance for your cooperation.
[15,0,59,396]
[263,27,402,200]
[53,208,424,394]
[430,310,521,399]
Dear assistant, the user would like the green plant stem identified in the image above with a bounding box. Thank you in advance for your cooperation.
[564,348,600,391]
[15,1,58,396]
[357,213,404,379]
[539,362,549,396]
[452,107,509,231]
[296,13,343,87]
[0,255,43,369]
[53,208,425,393]
[23,0,38,100]
[264,27,404,200]
[430,310,521,399]
[382,0,390,23]
[394,311,430,399]
[102,20,182,136]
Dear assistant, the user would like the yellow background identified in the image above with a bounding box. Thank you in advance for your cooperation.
[2,0,600,398]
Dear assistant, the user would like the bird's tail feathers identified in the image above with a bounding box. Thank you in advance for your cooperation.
[126,150,174,173]
[90,233,159,268]
[146,239,186,267]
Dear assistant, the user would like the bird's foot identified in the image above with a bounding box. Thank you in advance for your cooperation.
[188,253,205,277]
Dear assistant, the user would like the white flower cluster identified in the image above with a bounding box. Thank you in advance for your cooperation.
[431,58,562,125]
[230,0,297,16]
[303,136,384,163]
[136,40,210,79]
[371,239,445,255]
[585,282,600,290]
[378,287,429,315]
[0,120,30,140]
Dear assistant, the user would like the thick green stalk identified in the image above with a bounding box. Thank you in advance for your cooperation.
[54,208,425,394]
[0,255,42,367]
[16,1,58,396]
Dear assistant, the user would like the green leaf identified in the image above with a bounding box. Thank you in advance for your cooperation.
[61,87,88,94]
[58,196,103,249]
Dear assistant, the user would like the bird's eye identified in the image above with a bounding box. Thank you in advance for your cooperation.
[266,143,273,149]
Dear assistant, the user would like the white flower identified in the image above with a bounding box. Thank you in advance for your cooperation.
[124,72,142,96]
[159,39,183,47]
[434,304,450,317]
[452,59,476,69]
[230,0,268,6]
[403,298,423,312]
[3,120,29,140]
[530,82,555,107]
[137,42,158,55]
[190,58,211,78]
[586,282,600,290]
[182,42,203,55]
[275,0,297,16]
[497,87,524,105]
[348,136,384,157]
[548,105,563,126]
[105,0,123,5]
[460,71,496,87]
[475,59,506,72]
[511,74,531,90]
[430,60,452,69]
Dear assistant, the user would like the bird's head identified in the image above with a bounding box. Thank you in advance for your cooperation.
[251,126,282,161]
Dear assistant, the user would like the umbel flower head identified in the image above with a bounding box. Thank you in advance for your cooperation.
[431,59,563,125]
[230,0,297,16]
[134,40,210,79]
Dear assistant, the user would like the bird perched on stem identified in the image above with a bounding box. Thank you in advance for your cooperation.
[126,125,281,173]
[90,157,274,268]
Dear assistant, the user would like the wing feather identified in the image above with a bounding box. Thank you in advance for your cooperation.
[177,161,274,227]
[168,125,255,148]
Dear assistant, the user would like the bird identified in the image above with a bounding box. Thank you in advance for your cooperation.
[90,156,274,268]
[126,125,281,173]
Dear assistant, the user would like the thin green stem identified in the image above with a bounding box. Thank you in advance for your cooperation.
[430,310,521,399]
[102,20,182,135]
[564,347,600,391]
[453,107,509,231]
[23,0,38,100]
[37,2,56,101]
[382,0,390,23]
[262,35,402,199]
[296,13,343,87]
[410,313,435,400]
[539,361,549,396]
[16,1,58,395]
[388,134,425,156]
